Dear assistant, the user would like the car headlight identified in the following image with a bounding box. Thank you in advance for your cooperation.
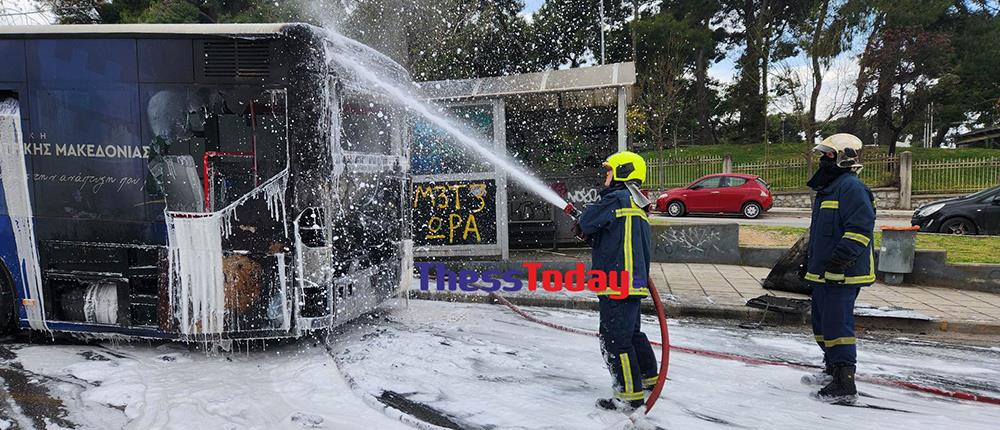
[760,191,768,198]
[916,203,945,218]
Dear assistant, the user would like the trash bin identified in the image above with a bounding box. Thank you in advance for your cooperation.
[878,226,921,285]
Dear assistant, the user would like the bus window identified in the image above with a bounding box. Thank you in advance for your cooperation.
[144,88,288,212]
[340,91,396,155]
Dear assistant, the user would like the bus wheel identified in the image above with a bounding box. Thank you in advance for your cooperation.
[0,268,15,335]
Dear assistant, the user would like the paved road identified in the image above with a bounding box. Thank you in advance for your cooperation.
[652,212,914,229]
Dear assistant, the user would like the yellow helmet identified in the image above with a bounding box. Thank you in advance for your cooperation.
[603,151,646,184]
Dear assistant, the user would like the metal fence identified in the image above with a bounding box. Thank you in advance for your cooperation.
[857,155,900,189]
[732,159,809,191]
[645,156,723,190]
[646,153,998,195]
[912,157,1000,194]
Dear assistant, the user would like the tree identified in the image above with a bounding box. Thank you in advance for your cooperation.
[856,0,953,154]
[724,0,802,145]
[922,2,1000,146]
[631,1,724,148]
[791,0,866,148]
[403,0,535,80]
[530,0,629,68]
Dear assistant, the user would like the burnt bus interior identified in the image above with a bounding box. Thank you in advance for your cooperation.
[0,24,408,338]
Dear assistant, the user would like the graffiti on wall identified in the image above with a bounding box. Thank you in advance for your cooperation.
[655,227,722,256]
[650,224,742,265]
[412,180,498,246]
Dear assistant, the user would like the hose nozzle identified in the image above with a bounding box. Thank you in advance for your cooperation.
[563,203,581,220]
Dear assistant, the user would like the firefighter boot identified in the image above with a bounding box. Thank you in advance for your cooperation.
[596,397,644,413]
[817,364,858,403]
[800,363,834,386]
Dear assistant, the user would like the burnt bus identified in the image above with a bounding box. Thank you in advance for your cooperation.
[0,24,411,340]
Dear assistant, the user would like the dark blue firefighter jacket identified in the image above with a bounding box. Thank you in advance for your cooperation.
[805,173,877,286]
[578,185,651,298]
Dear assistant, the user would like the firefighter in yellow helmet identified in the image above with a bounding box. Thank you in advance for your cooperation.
[576,151,658,412]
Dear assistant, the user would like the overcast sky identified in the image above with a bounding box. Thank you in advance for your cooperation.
[524,0,545,13]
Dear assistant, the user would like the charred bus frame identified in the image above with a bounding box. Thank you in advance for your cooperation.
[0,24,410,341]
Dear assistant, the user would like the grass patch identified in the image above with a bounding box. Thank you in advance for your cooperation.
[738,225,1000,264]
[912,234,1000,264]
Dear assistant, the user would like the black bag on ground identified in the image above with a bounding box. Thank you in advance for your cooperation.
[762,233,813,295]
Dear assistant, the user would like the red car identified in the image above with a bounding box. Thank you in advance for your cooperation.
[655,173,774,219]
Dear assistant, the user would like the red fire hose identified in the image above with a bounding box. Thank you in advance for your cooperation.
[488,276,672,415]
[542,203,1000,408]
[643,279,670,413]
[488,284,1000,409]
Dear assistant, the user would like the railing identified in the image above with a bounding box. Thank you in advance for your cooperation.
[733,158,809,191]
[645,152,998,196]
[912,157,1000,194]
[857,155,900,189]
[645,156,723,191]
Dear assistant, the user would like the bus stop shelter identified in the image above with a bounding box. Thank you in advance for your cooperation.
[411,62,636,259]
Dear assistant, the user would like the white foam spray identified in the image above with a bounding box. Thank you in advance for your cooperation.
[167,213,227,335]
[0,98,47,331]
[323,31,570,211]
[166,172,288,336]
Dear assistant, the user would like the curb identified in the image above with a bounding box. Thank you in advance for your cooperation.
[409,291,1000,337]
[769,207,913,218]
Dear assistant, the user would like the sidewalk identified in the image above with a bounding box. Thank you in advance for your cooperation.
[650,263,1000,333]
[410,261,1000,336]
[769,207,914,218]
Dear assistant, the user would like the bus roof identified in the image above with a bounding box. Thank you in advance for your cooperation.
[0,23,302,37]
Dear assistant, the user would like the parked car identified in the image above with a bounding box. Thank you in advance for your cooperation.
[911,184,1000,235]
[655,174,774,219]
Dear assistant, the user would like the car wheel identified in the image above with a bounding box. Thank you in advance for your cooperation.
[0,268,15,336]
[940,217,977,235]
[742,202,763,219]
[666,201,686,217]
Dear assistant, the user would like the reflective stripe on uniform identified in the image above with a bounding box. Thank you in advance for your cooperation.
[814,335,825,343]
[599,203,648,297]
[596,288,649,296]
[823,272,845,281]
[820,200,839,209]
[642,376,659,387]
[806,272,875,285]
[823,337,856,347]
[625,212,633,290]
[620,353,635,395]
[615,208,649,221]
[843,231,871,246]
[616,391,645,401]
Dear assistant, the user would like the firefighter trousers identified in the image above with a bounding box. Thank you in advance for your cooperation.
[598,296,658,401]
[811,285,861,366]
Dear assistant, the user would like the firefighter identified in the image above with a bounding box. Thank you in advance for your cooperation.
[800,133,876,403]
[575,151,659,412]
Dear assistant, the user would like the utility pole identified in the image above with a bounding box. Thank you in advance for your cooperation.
[631,0,639,62]
[599,0,606,64]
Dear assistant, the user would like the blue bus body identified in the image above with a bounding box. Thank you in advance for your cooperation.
[0,24,410,340]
